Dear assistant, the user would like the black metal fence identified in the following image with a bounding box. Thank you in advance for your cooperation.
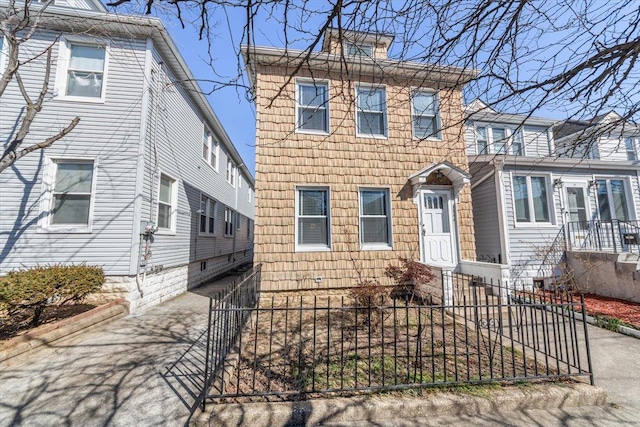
[568,219,640,254]
[198,269,593,404]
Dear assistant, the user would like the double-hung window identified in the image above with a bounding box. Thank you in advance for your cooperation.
[65,43,106,99]
[412,91,440,139]
[512,175,551,224]
[359,188,392,249]
[226,159,236,186]
[475,125,524,155]
[345,41,373,57]
[596,179,629,221]
[356,85,387,137]
[157,173,176,231]
[224,207,234,236]
[199,195,216,235]
[48,160,95,227]
[296,187,330,250]
[625,138,637,161]
[296,81,329,133]
[202,129,219,169]
[476,126,488,154]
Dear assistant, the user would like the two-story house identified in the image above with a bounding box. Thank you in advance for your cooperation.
[467,101,640,287]
[0,1,254,311]
[242,29,478,291]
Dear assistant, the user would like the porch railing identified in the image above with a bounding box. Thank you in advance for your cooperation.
[567,219,640,254]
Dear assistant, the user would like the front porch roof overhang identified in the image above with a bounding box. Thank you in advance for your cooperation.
[408,161,471,194]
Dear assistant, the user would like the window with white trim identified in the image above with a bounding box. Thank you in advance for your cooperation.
[226,159,236,186]
[0,37,6,72]
[356,85,387,137]
[202,129,219,170]
[48,160,95,226]
[248,187,253,203]
[224,207,234,236]
[345,41,373,57]
[625,138,637,161]
[475,124,524,155]
[296,187,330,250]
[296,81,329,133]
[411,91,440,139]
[247,219,252,239]
[512,175,551,224]
[596,179,630,221]
[59,41,107,99]
[199,194,216,235]
[157,174,176,231]
[359,188,392,248]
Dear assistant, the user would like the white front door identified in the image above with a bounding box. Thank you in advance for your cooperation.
[420,189,456,266]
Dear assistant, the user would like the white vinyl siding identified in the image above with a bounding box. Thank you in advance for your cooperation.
[412,91,440,139]
[356,85,387,137]
[359,188,392,249]
[512,175,551,224]
[296,187,330,251]
[296,81,329,133]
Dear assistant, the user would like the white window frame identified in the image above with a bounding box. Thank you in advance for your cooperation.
[202,127,219,171]
[295,79,330,135]
[156,172,178,234]
[625,137,638,161]
[226,158,236,187]
[345,41,373,57]
[511,173,554,226]
[594,177,634,221]
[411,89,441,140]
[355,84,388,139]
[224,207,235,237]
[199,194,217,236]
[295,186,331,252]
[358,187,393,250]
[248,187,253,203]
[475,124,524,156]
[0,36,7,72]
[55,36,109,103]
[38,157,97,234]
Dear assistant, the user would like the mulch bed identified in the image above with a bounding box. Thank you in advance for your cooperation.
[0,304,96,341]
[582,293,640,329]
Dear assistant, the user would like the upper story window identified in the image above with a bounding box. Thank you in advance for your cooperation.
[345,41,373,57]
[475,125,523,155]
[356,85,387,138]
[157,173,177,232]
[512,175,551,224]
[200,194,216,235]
[625,138,637,161]
[248,187,253,203]
[46,159,95,230]
[412,91,440,139]
[0,37,6,72]
[58,41,107,100]
[226,159,236,186]
[296,81,329,133]
[359,188,392,249]
[202,129,219,170]
[296,187,330,251]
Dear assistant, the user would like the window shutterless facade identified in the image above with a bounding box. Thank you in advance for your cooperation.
[224,207,234,236]
[356,85,387,137]
[157,173,176,231]
[359,188,392,249]
[411,91,440,139]
[345,41,373,57]
[475,125,523,155]
[202,128,219,170]
[512,175,551,224]
[199,194,216,235]
[226,159,236,186]
[596,179,630,221]
[61,41,107,99]
[49,160,95,227]
[296,81,329,133]
[625,138,637,161]
[296,187,330,250]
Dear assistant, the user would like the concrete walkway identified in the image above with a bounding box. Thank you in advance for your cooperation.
[0,272,242,427]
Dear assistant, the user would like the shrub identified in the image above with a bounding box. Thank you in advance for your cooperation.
[348,279,388,329]
[385,257,436,304]
[0,264,105,327]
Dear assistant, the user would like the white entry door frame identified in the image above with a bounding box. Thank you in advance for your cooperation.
[418,187,459,268]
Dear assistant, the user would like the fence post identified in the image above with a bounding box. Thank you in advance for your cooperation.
[201,297,214,411]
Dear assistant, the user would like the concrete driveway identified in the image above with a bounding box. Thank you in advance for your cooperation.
[0,272,241,427]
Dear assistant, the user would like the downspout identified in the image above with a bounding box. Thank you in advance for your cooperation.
[494,158,510,266]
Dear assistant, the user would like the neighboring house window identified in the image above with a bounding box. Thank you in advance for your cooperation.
[157,173,176,231]
[345,41,373,57]
[476,126,488,154]
[512,130,524,155]
[224,207,234,236]
[65,42,106,98]
[356,85,387,137]
[202,129,219,170]
[49,160,95,226]
[247,219,252,238]
[237,213,241,232]
[596,179,629,221]
[625,138,637,161]
[239,176,242,188]
[412,91,440,139]
[296,187,330,250]
[492,127,508,154]
[512,175,551,224]
[226,159,235,186]
[199,195,216,235]
[296,81,329,133]
[248,187,253,203]
[359,188,392,248]
[0,37,5,72]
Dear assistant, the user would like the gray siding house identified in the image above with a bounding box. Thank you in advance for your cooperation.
[466,101,640,286]
[0,1,254,311]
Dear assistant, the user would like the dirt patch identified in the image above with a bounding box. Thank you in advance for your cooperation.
[583,293,640,329]
[0,304,96,341]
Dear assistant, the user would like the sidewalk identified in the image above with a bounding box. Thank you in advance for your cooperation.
[0,271,242,427]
